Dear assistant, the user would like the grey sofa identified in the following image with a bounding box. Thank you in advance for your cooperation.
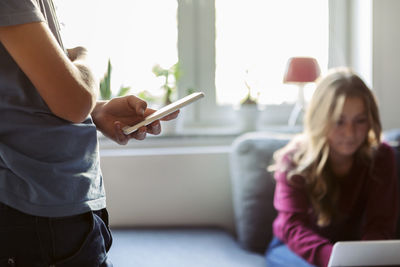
[108,130,400,267]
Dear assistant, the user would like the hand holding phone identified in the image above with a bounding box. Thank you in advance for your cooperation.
[122,92,205,135]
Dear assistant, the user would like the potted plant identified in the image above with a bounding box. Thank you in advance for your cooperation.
[150,62,198,135]
[99,59,131,100]
[237,72,259,132]
[241,80,258,106]
[152,62,181,105]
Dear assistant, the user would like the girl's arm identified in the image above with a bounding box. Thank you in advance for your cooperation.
[273,172,333,267]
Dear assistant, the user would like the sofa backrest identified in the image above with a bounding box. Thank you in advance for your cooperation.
[230,130,400,254]
[230,132,290,253]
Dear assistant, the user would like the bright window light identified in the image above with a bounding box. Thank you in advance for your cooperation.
[215,0,329,105]
[55,0,178,100]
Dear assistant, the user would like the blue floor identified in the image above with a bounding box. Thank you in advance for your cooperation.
[107,228,265,267]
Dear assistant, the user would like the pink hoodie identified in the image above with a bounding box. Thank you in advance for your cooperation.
[272,143,399,267]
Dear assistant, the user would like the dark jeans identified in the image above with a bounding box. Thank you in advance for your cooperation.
[0,202,113,267]
[265,237,316,267]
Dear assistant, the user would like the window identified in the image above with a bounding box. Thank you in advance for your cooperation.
[55,0,330,132]
[55,0,178,104]
[215,0,329,106]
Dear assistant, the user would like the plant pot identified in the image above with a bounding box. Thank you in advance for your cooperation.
[237,104,259,132]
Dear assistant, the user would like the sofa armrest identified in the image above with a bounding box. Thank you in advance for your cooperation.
[230,132,290,253]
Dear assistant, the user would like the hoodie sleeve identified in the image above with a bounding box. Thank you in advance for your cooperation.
[273,170,333,267]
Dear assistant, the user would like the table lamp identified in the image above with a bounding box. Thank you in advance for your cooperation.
[283,57,320,126]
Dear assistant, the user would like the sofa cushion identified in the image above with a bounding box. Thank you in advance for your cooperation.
[230,129,400,255]
[230,132,290,253]
[108,228,265,267]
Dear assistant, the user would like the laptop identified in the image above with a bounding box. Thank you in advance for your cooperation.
[328,240,400,267]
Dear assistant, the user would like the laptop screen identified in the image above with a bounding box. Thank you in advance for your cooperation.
[328,240,400,267]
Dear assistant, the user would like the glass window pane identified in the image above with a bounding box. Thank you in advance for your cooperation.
[55,0,178,101]
[215,0,328,105]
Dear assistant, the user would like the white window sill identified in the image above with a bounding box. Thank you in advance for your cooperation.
[98,131,237,150]
[98,123,302,153]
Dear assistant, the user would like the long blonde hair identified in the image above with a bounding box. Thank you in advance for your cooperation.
[274,67,382,226]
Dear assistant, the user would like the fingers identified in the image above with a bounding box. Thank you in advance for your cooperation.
[114,122,129,145]
[113,102,178,144]
[144,107,156,117]
[126,95,147,116]
[129,127,147,140]
[147,120,161,135]
[143,108,179,122]
[114,121,147,145]
[161,110,180,121]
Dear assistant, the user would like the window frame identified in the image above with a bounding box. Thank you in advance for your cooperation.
[176,0,350,133]
[177,0,230,129]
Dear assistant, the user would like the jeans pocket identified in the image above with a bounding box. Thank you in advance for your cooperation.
[95,209,113,252]
[51,210,112,267]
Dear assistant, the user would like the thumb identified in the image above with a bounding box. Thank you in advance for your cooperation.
[127,95,147,116]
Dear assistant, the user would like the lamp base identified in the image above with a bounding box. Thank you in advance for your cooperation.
[288,102,304,127]
[288,84,305,127]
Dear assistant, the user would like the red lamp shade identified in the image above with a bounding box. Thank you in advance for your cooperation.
[283,57,321,83]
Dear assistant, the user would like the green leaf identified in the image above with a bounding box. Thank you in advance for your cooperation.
[118,85,131,97]
[152,64,169,77]
[171,62,182,82]
[100,76,111,100]
[106,59,112,92]
[99,59,112,100]
[138,90,157,102]
[186,87,196,95]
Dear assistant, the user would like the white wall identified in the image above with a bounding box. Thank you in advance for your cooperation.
[372,0,400,130]
[330,0,400,130]
[350,0,372,88]
[100,143,236,233]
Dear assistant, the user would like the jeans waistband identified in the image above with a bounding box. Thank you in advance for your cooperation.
[0,201,105,222]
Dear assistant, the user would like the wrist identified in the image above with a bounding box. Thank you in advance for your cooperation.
[91,101,107,122]
[318,244,333,267]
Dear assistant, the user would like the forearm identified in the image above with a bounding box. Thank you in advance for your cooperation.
[272,173,333,266]
[0,22,98,123]
[68,47,98,115]
[274,212,333,267]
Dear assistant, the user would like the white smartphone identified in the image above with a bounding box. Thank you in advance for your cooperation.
[122,92,205,135]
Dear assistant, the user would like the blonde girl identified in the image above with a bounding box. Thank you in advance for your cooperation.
[265,68,398,267]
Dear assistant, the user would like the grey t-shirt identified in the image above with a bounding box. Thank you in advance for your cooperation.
[0,0,106,217]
